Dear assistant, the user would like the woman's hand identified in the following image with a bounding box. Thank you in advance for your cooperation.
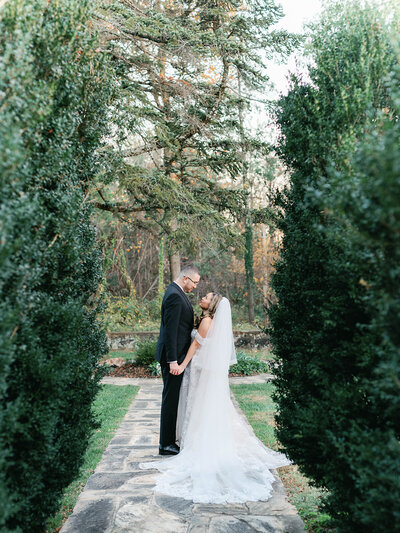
[177,364,186,375]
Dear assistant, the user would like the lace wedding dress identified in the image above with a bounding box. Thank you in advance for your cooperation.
[175,328,197,446]
[140,298,291,504]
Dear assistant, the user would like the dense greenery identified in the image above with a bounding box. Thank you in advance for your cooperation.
[102,293,267,331]
[270,2,400,531]
[134,339,158,367]
[0,1,115,530]
[230,351,269,376]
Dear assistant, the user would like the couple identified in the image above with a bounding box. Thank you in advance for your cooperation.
[140,265,290,504]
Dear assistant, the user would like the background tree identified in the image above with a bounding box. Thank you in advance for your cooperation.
[270,1,400,530]
[93,0,299,282]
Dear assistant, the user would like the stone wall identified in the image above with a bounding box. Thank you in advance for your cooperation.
[107,330,270,351]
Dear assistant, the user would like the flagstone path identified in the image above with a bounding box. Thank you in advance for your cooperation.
[61,375,305,533]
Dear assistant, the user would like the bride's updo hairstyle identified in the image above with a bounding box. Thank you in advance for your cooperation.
[195,292,223,327]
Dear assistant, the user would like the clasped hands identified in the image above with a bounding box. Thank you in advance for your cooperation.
[169,362,185,376]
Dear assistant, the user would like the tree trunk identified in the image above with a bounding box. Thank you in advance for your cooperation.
[169,217,181,281]
[238,70,255,323]
[158,235,165,306]
[119,245,135,298]
[244,210,255,323]
[169,251,181,281]
[261,224,269,305]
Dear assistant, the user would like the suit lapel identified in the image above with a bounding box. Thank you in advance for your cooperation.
[184,292,193,314]
[171,283,193,314]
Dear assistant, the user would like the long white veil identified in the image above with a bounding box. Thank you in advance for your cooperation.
[193,297,237,371]
[140,297,291,504]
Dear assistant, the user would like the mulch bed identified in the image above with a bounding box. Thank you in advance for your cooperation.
[107,364,158,378]
[105,364,264,379]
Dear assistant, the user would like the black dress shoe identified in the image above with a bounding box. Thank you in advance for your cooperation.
[159,444,180,455]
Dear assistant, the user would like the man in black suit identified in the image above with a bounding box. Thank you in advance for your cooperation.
[156,265,200,455]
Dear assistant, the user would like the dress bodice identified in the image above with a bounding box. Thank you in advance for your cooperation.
[191,328,206,345]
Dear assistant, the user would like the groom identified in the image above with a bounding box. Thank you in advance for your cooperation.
[156,265,200,455]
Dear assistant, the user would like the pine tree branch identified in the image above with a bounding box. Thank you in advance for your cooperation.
[122,58,230,158]
[95,190,161,213]
[95,13,171,45]
[94,201,148,213]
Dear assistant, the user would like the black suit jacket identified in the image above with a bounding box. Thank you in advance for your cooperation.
[155,283,194,365]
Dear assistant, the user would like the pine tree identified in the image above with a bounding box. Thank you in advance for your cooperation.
[93,0,299,273]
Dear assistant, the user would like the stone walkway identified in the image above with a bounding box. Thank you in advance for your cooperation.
[61,376,305,533]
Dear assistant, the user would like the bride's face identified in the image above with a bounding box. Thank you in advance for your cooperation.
[199,292,213,310]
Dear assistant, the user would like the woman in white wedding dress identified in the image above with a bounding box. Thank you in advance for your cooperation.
[140,294,291,504]
[176,292,223,446]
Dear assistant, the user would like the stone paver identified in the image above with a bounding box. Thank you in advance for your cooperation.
[61,377,304,533]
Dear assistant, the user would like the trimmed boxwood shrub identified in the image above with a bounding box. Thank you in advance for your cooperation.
[0,1,116,531]
[230,352,269,375]
[269,2,399,531]
[134,339,158,367]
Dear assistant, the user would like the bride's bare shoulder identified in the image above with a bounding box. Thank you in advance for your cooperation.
[198,316,212,336]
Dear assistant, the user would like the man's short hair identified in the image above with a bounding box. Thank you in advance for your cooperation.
[178,265,200,279]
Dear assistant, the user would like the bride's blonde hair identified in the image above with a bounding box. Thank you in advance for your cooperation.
[195,292,223,327]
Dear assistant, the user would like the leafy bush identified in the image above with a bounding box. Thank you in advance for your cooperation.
[230,351,269,375]
[134,339,158,367]
[270,2,400,531]
[102,296,160,331]
[104,296,144,328]
[148,361,162,377]
[321,94,400,532]
[0,1,116,531]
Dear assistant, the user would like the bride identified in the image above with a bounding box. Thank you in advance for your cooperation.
[140,294,291,504]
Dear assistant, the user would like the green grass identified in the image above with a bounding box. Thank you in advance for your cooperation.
[241,347,274,361]
[231,383,278,449]
[46,384,139,533]
[104,350,136,361]
[231,383,333,533]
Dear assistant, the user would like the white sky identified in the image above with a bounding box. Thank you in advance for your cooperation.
[247,0,323,131]
[264,0,392,98]
[276,0,323,33]
[266,0,322,99]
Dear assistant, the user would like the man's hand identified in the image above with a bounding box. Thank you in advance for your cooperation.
[169,362,180,375]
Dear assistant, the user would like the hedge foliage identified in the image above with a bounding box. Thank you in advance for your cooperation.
[0,1,116,530]
[269,2,400,531]
[134,339,158,367]
[230,352,269,376]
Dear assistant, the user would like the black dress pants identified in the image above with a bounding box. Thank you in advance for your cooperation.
[159,360,183,447]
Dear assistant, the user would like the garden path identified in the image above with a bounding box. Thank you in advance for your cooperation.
[60,375,305,533]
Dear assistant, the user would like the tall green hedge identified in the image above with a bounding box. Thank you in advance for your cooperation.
[0,1,115,530]
[269,2,399,531]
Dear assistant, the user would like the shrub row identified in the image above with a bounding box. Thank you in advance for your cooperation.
[0,1,116,530]
[230,352,269,376]
[269,2,400,531]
